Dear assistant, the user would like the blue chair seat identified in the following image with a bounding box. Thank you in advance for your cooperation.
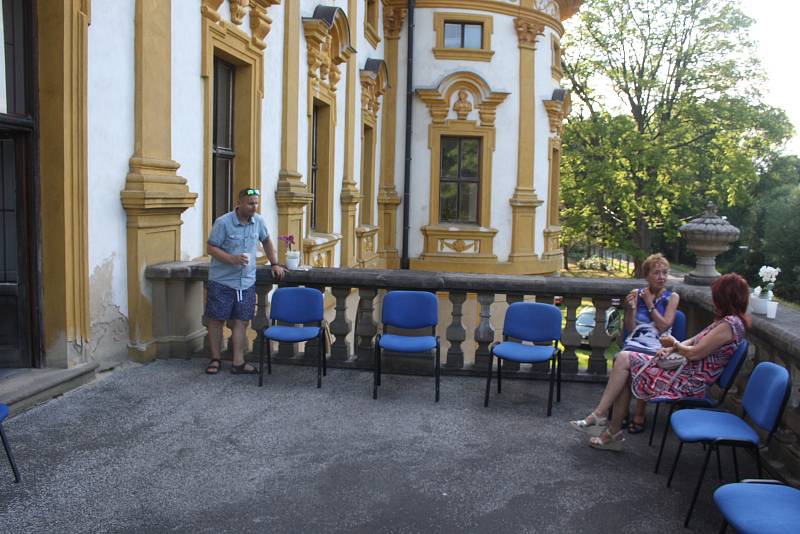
[714,482,800,534]
[0,403,7,421]
[671,409,759,444]
[264,325,321,343]
[379,334,437,353]
[493,342,556,363]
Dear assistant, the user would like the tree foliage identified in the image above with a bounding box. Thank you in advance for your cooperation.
[561,0,794,270]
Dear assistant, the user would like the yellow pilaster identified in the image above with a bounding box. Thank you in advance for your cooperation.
[340,0,360,267]
[121,0,197,362]
[37,0,91,367]
[376,6,406,268]
[509,16,544,263]
[276,0,312,261]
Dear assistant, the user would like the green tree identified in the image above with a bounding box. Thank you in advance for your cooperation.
[561,0,793,272]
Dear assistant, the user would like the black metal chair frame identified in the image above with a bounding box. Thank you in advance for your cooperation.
[0,415,20,483]
[484,337,562,417]
[664,377,792,527]
[373,326,441,402]
[259,318,327,388]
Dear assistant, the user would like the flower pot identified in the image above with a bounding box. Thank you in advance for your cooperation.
[751,296,768,315]
[766,300,778,319]
[285,251,300,270]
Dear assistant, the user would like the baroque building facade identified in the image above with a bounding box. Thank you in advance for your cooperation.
[0,0,579,372]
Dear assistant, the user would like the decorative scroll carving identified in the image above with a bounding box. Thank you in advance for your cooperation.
[249,0,281,50]
[230,0,248,25]
[383,7,407,39]
[304,7,354,95]
[201,0,225,22]
[515,18,545,49]
[417,71,509,127]
[439,239,479,254]
[543,91,571,135]
[360,59,389,125]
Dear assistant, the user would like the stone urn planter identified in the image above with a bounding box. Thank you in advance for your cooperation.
[679,202,740,286]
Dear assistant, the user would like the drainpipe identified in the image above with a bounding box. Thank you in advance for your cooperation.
[400,0,415,269]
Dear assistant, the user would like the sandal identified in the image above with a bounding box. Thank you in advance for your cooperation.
[569,412,608,436]
[589,429,625,451]
[230,362,258,375]
[205,359,222,375]
[627,417,646,434]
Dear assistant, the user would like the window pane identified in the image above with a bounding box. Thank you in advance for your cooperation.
[460,139,480,179]
[459,182,479,224]
[463,24,482,49]
[440,182,458,222]
[213,59,234,149]
[212,156,232,220]
[440,137,459,178]
[443,23,461,48]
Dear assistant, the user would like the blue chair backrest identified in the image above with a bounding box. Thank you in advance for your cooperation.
[270,287,324,323]
[382,291,438,330]
[742,362,790,433]
[717,339,749,390]
[503,302,562,343]
[672,310,687,342]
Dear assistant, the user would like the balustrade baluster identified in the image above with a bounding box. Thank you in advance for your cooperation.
[330,286,352,361]
[473,292,495,370]
[502,293,523,371]
[588,296,614,374]
[355,287,378,365]
[445,291,466,368]
[560,296,582,374]
[303,285,326,363]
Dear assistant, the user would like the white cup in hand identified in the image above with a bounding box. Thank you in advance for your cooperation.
[241,252,250,266]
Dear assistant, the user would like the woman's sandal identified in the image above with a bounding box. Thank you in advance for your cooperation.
[627,417,646,434]
[569,412,609,436]
[230,362,258,375]
[205,359,222,375]
[589,429,625,451]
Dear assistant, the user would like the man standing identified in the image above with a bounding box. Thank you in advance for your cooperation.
[205,188,287,374]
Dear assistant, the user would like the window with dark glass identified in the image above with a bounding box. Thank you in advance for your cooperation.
[212,57,235,221]
[310,103,319,231]
[443,22,483,49]
[439,136,480,224]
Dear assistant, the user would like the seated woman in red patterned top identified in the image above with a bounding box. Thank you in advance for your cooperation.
[569,273,750,451]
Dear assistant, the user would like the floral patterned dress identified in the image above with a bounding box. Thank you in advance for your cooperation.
[629,315,745,401]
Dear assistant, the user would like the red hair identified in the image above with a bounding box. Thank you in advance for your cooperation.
[711,273,751,329]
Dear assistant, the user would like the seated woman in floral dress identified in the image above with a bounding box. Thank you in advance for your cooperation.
[621,253,680,433]
[570,273,750,451]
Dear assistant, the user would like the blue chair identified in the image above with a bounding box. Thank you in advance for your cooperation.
[484,302,562,416]
[0,403,20,482]
[654,339,749,472]
[665,362,791,527]
[373,291,440,401]
[259,287,326,388]
[714,480,800,534]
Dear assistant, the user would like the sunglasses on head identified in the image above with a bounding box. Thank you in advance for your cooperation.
[240,188,260,197]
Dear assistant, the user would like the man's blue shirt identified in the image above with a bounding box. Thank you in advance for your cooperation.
[207,210,269,290]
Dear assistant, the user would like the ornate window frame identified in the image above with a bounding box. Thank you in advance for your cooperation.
[201,14,265,241]
[550,34,562,80]
[364,0,381,48]
[416,72,508,264]
[432,12,494,62]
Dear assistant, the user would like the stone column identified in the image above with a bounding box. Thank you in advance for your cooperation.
[376,7,406,268]
[339,0,360,267]
[121,0,197,362]
[509,16,545,264]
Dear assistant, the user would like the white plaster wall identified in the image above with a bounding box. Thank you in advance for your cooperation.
[172,0,205,260]
[87,0,135,316]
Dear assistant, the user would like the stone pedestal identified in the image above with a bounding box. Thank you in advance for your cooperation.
[680,202,740,286]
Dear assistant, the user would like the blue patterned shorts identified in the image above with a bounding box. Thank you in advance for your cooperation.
[206,280,256,321]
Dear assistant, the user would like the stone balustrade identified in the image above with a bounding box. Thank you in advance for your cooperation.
[146,262,800,484]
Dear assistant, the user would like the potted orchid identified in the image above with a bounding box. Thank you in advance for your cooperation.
[751,265,780,315]
[279,234,300,270]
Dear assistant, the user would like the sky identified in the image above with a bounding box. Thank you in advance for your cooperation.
[740,0,800,155]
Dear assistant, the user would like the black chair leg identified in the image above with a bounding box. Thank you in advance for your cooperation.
[258,334,265,387]
[0,424,20,483]
[322,332,327,377]
[684,444,714,527]
[267,337,272,375]
[317,333,323,389]
[484,353,493,407]
[435,343,440,403]
[373,344,380,400]
[497,357,502,394]
[732,447,740,481]
[755,446,762,478]
[667,441,684,487]
[556,351,562,403]
[654,407,672,474]
[546,356,556,417]
[718,519,728,534]
[716,446,723,480]
[648,403,660,446]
